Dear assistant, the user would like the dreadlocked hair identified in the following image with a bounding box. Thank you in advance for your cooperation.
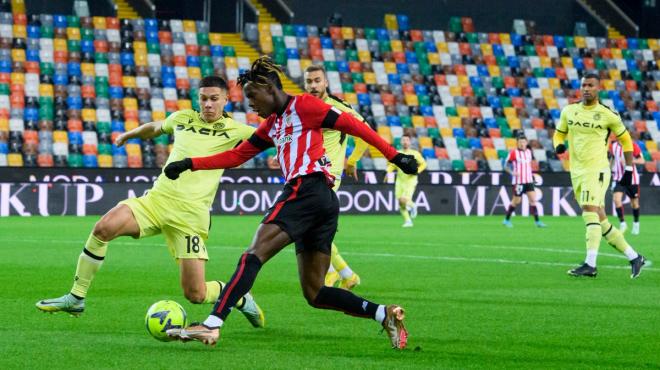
[237,56,283,89]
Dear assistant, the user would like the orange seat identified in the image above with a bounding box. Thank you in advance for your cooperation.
[461,17,474,32]
[483,55,496,65]
[488,33,500,44]
[434,74,447,85]
[424,116,437,127]
[435,147,449,159]
[504,76,516,88]
[652,152,660,161]
[532,118,545,129]
[67,119,83,132]
[464,159,478,171]
[543,35,554,45]
[480,138,494,148]
[535,45,547,57]
[381,93,395,105]
[634,121,647,132]
[37,154,54,167]
[644,161,657,173]
[645,100,658,112]
[410,30,423,41]
[468,106,482,118]
[625,80,637,91]
[458,43,472,56]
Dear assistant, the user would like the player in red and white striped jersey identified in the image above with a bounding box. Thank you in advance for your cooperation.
[163,57,417,349]
[503,135,546,228]
[610,138,644,234]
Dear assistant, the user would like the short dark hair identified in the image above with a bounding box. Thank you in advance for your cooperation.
[237,56,283,89]
[199,75,228,90]
[582,72,600,81]
[304,64,327,76]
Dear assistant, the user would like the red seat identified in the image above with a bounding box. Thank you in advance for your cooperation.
[464,159,478,171]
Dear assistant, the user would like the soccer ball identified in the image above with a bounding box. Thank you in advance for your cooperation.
[145,300,188,341]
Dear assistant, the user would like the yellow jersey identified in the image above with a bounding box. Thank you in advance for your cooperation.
[555,102,628,175]
[150,110,256,208]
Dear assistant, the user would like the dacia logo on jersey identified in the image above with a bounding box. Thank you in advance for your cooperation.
[275,134,293,145]
[175,124,230,138]
[566,119,603,129]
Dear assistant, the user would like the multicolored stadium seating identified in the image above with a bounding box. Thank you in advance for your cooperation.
[0,3,658,173]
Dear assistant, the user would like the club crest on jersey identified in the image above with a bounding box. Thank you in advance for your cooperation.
[593,113,601,121]
[213,122,225,130]
[284,116,293,127]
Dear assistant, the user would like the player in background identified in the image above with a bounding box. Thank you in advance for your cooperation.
[610,137,644,234]
[554,73,645,278]
[304,64,368,290]
[385,134,426,227]
[502,134,547,228]
[36,76,265,327]
[163,56,418,349]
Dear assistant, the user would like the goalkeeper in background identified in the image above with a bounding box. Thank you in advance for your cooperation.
[554,73,646,278]
[385,134,426,227]
[304,64,370,290]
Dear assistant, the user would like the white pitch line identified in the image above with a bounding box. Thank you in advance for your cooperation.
[3,238,656,272]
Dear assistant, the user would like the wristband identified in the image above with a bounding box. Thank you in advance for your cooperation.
[624,165,633,171]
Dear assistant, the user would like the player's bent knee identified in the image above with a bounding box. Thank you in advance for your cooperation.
[92,219,115,241]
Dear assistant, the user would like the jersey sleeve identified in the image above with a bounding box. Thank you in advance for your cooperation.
[505,149,516,163]
[295,94,335,129]
[414,151,427,173]
[607,110,627,138]
[556,107,569,134]
[161,110,185,134]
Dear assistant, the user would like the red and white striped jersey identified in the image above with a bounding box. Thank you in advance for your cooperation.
[506,148,534,185]
[610,141,641,184]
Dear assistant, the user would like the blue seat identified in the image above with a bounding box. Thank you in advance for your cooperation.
[186,56,200,67]
[653,112,660,126]
[550,109,561,119]
[162,76,176,88]
[377,28,389,41]
[0,142,8,154]
[422,148,436,158]
[626,59,638,70]
[507,56,520,68]
[485,117,498,128]
[120,52,135,66]
[526,77,539,88]
[67,63,81,77]
[507,87,521,97]
[405,51,418,63]
[223,102,233,112]
[453,128,466,138]
[146,30,159,43]
[320,37,333,49]
[511,33,522,46]
[357,93,371,106]
[628,38,639,49]
[387,73,401,85]
[144,18,158,30]
[414,84,428,95]
[83,154,98,168]
[26,49,40,62]
[67,96,83,109]
[469,138,482,149]
[608,90,621,100]
[68,132,83,145]
[53,15,67,28]
[396,63,409,74]
[210,45,224,57]
[387,115,401,126]
[636,140,647,151]
[0,60,11,73]
[425,41,437,52]
[492,44,504,56]
[336,61,349,72]
[614,100,626,112]
[294,25,307,37]
[112,144,127,155]
[111,120,125,132]
[477,65,489,76]
[27,25,40,38]
[420,106,433,116]
[553,35,565,48]
[396,14,409,31]
[544,68,556,78]
[487,96,501,108]
[573,57,585,70]
[24,108,38,121]
[109,86,124,99]
[285,48,299,59]
[570,79,581,90]
[127,138,142,145]
[81,40,94,53]
[469,76,483,87]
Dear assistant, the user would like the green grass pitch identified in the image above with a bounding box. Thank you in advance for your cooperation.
[1,215,659,369]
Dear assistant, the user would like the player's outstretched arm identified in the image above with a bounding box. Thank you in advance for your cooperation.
[617,131,635,185]
[115,121,164,147]
[345,137,370,180]
[324,110,418,174]
[164,136,267,180]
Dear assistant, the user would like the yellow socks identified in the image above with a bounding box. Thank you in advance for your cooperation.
[203,281,222,304]
[71,233,108,298]
[400,206,411,222]
[330,243,354,279]
[204,281,245,307]
[582,212,601,267]
[601,219,639,260]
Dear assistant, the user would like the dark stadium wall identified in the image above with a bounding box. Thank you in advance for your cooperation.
[281,0,606,36]
[26,0,116,16]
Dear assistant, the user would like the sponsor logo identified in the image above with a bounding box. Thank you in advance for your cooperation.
[275,134,293,145]
[566,119,603,129]
[175,124,230,138]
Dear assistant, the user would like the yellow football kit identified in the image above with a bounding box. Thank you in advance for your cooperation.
[386,148,427,199]
[121,110,255,260]
[554,102,633,207]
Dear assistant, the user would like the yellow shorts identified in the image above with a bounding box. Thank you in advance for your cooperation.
[571,170,611,208]
[395,179,418,200]
[119,192,210,260]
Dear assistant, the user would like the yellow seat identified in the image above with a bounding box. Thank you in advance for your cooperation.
[440,127,453,138]
[449,86,462,96]
[404,94,419,106]
[507,117,521,129]
[488,65,500,76]
[123,98,138,110]
[10,50,25,63]
[66,27,81,40]
[548,78,560,89]
[82,108,96,122]
[505,138,517,149]
[98,154,113,168]
[384,14,398,30]
[122,76,137,88]
[646,140,658,152]
[341,27,354,39]
[480,43,493,56]
[39,84,54,97]
[412,115,425,127]
[0,118,8,131]
[457,75,470,87]
[177,100,192,110]
[436,42,448,53]
[574,36,586,48]
[500,33,511,44]
[188,67,201,79]
[343,93,357,105]
[126,143,142,156]
[503,107,517,118]
[152,111,166,121]
[384,62,397,74]
[225,57,238,68]
[8,153,23,167]
[539,56,551,68]
[92,16,107,30]
[53,39,67,51]
[124,120,139,131]
[81,63,95,76]
[53,130,68,143]
[363,72,376,84]
[358,50,372,62]
[610,48,622,59]
[457,106,469,117]
[10,72,25,85]
[608,69,621,81]
[391,40,403,52]
[182,20,197,33]
[13,25,26,38]
[419,137,433,148]
[484,147,498,160]
[427,52,440,64]
[448,116,462,128]
[561,57,573,68]
[209,33,223,45]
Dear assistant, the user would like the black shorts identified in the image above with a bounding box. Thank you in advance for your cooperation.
[262,173,339,255]
[613,183,640,199]
[513,183,535,197]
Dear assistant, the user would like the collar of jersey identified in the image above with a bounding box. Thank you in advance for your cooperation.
[198,111,226,125]
[580,101,598,110]
[275,95,293,117]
